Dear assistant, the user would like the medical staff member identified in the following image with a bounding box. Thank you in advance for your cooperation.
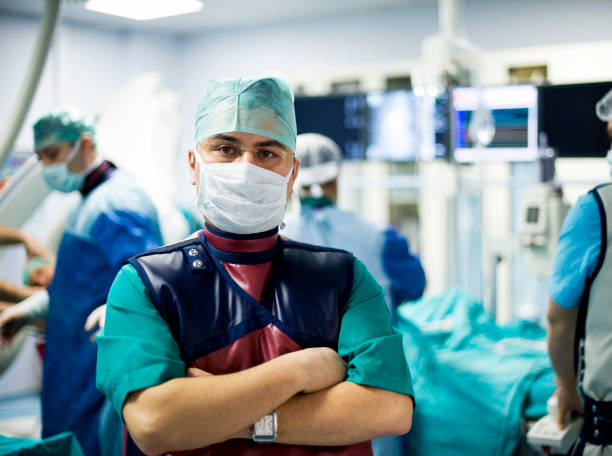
[283,133,426,311]
[547,88,612,455]
[0,109,162,456]
[97,77,414,456]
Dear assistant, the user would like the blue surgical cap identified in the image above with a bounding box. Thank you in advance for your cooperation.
[33,108,96,151]
[195,77,297,151]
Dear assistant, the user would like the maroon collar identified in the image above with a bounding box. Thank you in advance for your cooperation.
[80,160,116,197]
[203,224,278,254]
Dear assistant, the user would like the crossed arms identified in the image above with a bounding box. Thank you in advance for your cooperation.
[123,347,413,455]
[99,261,414,455]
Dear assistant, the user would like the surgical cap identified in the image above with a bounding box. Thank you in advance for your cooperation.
[596,89,612,122]
[22,256,51,285]
[295,133,342,187]
[33,108,96,151]
[195,77,297,151]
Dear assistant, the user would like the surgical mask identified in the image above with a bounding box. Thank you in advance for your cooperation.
[607,150,612,179]
[194,153,293,234]
[42,140,85,193]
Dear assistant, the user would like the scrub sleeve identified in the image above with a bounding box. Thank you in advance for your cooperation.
[548,193,601,309]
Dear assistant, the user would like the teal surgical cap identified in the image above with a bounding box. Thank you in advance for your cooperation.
[195,77,297,151]
[22,256,51,285]
[33,108,96,151]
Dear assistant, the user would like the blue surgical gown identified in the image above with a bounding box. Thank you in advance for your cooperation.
[282,197,426,309]
[42,168,162,456]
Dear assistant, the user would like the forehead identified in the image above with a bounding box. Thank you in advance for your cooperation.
[35,142,70,155]
[36,142,70,154]
[205,132,277,144]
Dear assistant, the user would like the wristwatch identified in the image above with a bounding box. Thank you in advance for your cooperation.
[251,411,277,442]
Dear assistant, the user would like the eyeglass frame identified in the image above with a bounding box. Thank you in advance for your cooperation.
[196,134,295,173]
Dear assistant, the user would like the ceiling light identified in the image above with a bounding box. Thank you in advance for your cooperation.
[85,0,203,21]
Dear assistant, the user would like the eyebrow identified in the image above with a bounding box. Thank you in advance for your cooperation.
[253,139,286,150]
[211,134,285,150]
[210,134,239,143]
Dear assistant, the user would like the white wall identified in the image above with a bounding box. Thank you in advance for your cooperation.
[3,1,612,152]
[0,13,183,151]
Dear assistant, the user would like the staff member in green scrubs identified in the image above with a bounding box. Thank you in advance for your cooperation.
[96,76,414,456]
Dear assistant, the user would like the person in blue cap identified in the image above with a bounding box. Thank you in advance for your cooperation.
[547,89,612,455]
[0,108,163,456]
[97,77,414,456]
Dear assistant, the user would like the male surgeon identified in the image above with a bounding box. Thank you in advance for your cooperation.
[97,77,414,455]
[0,109,162,456]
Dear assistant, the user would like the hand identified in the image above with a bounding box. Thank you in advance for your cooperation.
[554,378,583,429]
[290,347,347,393]
[0,305,29,347]
[84,305,106,342]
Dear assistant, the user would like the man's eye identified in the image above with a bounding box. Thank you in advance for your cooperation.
[217,145,235,154]
[259,149,278,159]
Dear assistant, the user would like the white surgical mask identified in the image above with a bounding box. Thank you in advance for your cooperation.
[42,139,85,193]
[194,153,293,234]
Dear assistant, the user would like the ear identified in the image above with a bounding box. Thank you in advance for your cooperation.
[188,149,198,187]
[81,133,94,150]
[83,133,96,158]
[287,158,300,200]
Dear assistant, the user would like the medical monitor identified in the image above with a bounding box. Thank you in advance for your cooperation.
[365,90,450,162]
[538,81,612,158]
[294,95,366,160]
[453,85,538,162]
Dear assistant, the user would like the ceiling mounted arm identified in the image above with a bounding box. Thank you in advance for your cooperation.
[0,0,62,168]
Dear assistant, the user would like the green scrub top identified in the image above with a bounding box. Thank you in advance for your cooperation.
[97,257,414,418]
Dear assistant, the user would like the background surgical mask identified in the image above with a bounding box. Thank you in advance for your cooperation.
[42,139,86,193]
[194,153,293,234]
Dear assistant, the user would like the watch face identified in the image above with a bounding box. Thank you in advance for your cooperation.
[253,412,277,442]
[257,415,275,436]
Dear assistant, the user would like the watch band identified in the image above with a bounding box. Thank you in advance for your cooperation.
[251,411,277,442]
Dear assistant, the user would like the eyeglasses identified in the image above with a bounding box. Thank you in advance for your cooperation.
[199,139,293,170]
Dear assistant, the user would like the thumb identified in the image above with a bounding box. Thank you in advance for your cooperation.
[84,312,99,331]
[84,306,104,331]
[557,404,568,429]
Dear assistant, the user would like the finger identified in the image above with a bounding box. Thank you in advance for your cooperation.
[84,312,99,331]
[89,329,100,343]
[557,405,567,429]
